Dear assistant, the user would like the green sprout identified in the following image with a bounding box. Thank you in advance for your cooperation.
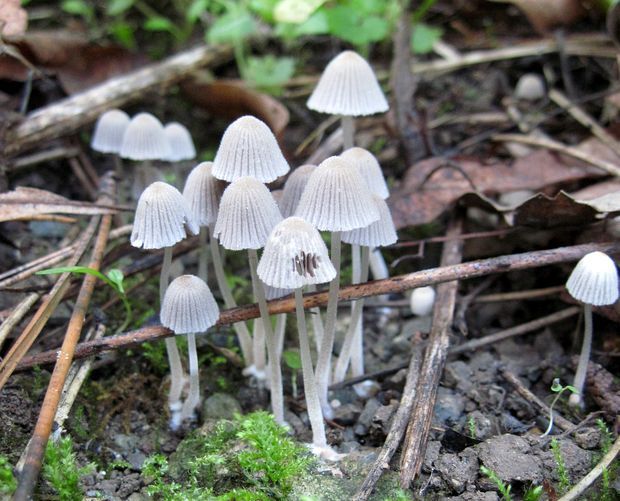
[541,378,578,438]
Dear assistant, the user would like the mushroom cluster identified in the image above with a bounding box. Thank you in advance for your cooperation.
[115,49,397,458]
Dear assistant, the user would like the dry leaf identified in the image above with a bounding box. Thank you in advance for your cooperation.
[181,78,289,140]
[0,0,27,37]
[0,187,119,223]
[488,0,586,32]
[512,191,600,228]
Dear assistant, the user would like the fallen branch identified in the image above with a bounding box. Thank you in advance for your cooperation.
[15,241,619,371]
[4,44,231,156]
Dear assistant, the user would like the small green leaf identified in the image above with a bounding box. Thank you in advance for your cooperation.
[187,0,210,23]
[109,21,136,49]
[244,55,295,94]
[107,0,134,16]
[411,22,443,54]
[144,16,176,32]
[207,7,256,44]
[107,269,125,294]
[564,385,579,395]
[325,6,388,47]
[550,378,563,393]
[282,350,302,370]
[273,0,326,24]
[62,0,94,21]
[249,0,279,22]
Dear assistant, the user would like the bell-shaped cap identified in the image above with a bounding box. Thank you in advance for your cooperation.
[264,285,293,300]
[279,164,317,218]
[161,275,220,334]
[341,148,389,199]
[120,112,171,161]
[295,156,379,232]
[566,251,619,306]
[91,109,130,154]
[213,176,283,250]
[307,50,389,116]
[258,217,336,289]
[182,162,222,227]
[131,181,198,249]
[163,122,196,161]
[212,115,290,183]
[410,286,436,317]
[342,195,396,247]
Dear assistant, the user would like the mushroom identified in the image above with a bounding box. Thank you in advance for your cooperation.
[334,195,397,384]
[307,50,388,150]
[257,217,342,460]
[161,275,220,427]
[565,251,618,407]
[131,181,198,426]
[279,165,317,218]
[182,163,253,367]
[91,109,130,178]
[163,122,196,162]
[410,286,436,317]
[213,176,285,423]
[295,156,379,417]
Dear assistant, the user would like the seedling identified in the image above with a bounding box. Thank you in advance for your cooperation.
[283,349,302,399]
[37,266,132,333]
[467,415,477,439]
[540,378,578,438]
[480,466,543,501]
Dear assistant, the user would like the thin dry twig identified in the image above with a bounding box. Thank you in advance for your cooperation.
[399,218,463,488]
[0,292,39,348]
[15,241,618,371]
[14,174,115,501]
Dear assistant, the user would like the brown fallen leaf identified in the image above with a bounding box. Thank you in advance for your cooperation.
[181,78,289,140]
[0,187,120,223]
[389,146,605,229]
[512,191,601,228]
[487,0,586,33]
[0,0,27,37]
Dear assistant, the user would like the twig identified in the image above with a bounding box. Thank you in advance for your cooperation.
[4,45,231,156]
[501,368,574,431]
[0,293,39,349]
[399,218,463,488]
[492,133,620,177]
[13,174,115,501]
[474,285,565,303]
[549,88,620,159]
[14,241,619,370]
[557,433,620,501]
[355,345,423,500]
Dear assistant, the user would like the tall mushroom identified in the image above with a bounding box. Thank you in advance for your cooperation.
[565,251,618,407]
[91,109,130,179]
[295,156,379,417]
[213,176,285,423]
[257,217,342,460]
[161,275,220,427]
[131,181,198,426]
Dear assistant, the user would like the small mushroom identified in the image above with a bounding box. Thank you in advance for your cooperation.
[91,109,130,191]
[163,122,196,162]
[410,286,436,317]
[161,275,220,427]
[565,251,618,407]
[279,165,317,218]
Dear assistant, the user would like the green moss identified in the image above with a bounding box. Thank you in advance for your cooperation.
[42,435,94,501]
[0,455,16,496]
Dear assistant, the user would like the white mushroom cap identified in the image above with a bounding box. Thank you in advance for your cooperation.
[212,115,290,183]
[131,181,198,249]
[307,50,389,116]
[258,217,336,289]
[91,109,130,154]
[120,112,172,161]
[340,148,389,199]
[295,156,380,232]
[213,176,283,250]
[279,165,317,218]
[182,162,222,227]
[342,195,396,247]
[566,251,619,306]
[264,285,293,301]
[161,275,220,334]
[163,122,196,161]
[410,286,436,316]
[514,73,546,101]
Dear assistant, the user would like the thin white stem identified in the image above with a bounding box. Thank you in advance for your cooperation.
[252,318,266,376]
[315,231,342,419]
[334,246,369,383]
[307,284,324,353]
[569,304,593,407]
[160,246,185,428]
[208,224,253,366]
[181,332,200,421]
[295,288,327,448]
[274,313,287,362]
[197,226,209,283]
[341,115,355,151]
[249,248,285,425]
[351,246,370,377]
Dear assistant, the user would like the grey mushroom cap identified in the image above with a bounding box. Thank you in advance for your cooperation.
[307,50,389,116]
[163,122,196,162]
[279,164,317,218]
[566,251,619,306]
[342,195,397,247]
[131,181,198,249]
[161,275,220,334]
[213,176,283,250]
[91,109,130,154]
[120,112,171,161]
[340,147,389,199]
[182,162,222,227]
[295,156,380,232]
[212,115,290,183]
[258,217,336,289]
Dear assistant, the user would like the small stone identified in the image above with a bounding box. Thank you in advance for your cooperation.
[202,393,242,421]
[444,361,474,392]
[386,368,408,388]
[540,438,592,483]
[127,451,147,471]
[436,448,479,494]
[332,402,362,426]
[434,387,465,426]
[573,426,600,450]
[422,440,442,473]
[371,402,398,436]
[477,434,543,484]
[465,411,493,440]
[355,398,381,436]
[117,472,142,498]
